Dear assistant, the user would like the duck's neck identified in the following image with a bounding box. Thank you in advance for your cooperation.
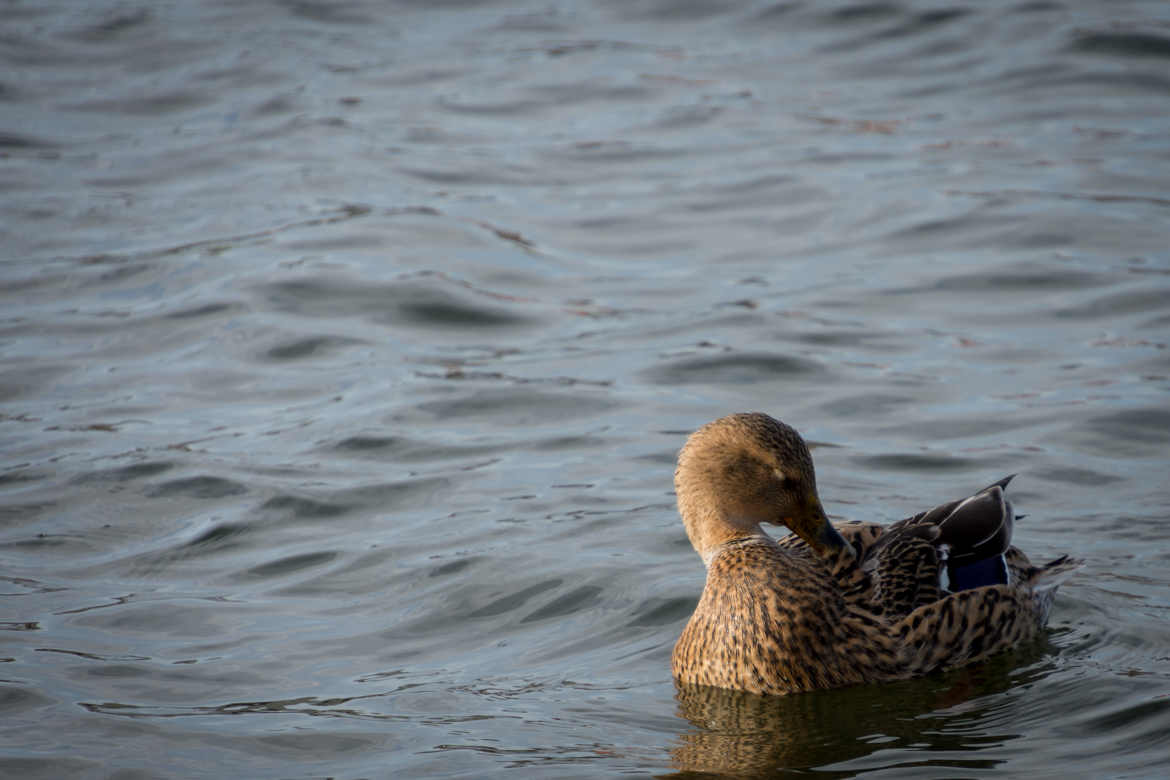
[699,530,775,567]
[679,501,771,568]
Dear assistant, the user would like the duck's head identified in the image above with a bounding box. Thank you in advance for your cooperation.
[674,412,850,564]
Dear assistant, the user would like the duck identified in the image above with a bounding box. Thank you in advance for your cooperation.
[671,412,1080,696]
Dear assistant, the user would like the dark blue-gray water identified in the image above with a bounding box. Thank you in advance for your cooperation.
[3,1,1169,777]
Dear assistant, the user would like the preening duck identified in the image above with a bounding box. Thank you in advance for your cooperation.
[671,412,1080,696]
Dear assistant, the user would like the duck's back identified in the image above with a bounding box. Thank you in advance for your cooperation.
[672,523,1075,696]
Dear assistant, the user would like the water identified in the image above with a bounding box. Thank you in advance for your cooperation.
[2,0,1169,776]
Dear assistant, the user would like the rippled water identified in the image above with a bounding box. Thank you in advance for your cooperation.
[3,0,1169,777]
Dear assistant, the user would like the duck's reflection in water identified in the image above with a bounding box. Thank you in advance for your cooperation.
[669,650,1052,776]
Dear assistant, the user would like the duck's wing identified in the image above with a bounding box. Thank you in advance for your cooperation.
[860,522,944,617]
[888,550,1082,676]
[894,582,1040,674]
[886,475,1017,592]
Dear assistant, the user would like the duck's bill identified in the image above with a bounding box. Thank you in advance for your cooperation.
[815,520,851,554]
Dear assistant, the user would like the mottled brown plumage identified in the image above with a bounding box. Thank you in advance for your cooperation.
[672,412,1080,696]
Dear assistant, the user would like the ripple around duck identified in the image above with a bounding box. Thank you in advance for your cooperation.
[331,477,453,515]
[251,478,450,523]
[66,90,215,116]
[428,557,479,578]
[791,329,902,350]
[467,580,564,620]
[1068,31,1170,60]
[644,352,826,386]
[0,684,54,715]
[927,268,1106,292]
[258,278,539,329]
[144,476,248,499]
[184,522,250,550]
[0,132,59,150]
[625,597,696,629]
[330,435,508,463]
[833,7,973,51]
[1053,288,1170,319]
[1031,465,1124,486]
[254,495,351,520]
[0,364,71,403]
[414,388,616,424]
[877,415,1049,441]
[162,302,243,320]
[72,460,175,484]
[277,0,375,25]
[1085,697,1170,734]
[0,758,96,778]
[852,452,981,473]
[262,335,366,362]
[819,393,915,418]
[1064,408,1170,458]
[520,586,605,625]
[64,8,154,42]
[822,2,903,25]
[235,550,339,581]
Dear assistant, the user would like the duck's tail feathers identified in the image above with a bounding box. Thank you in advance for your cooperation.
[1029,554,1084,593]
[934,476,1015,569]
[1027,554,1082,624]
[984,474,1015,491]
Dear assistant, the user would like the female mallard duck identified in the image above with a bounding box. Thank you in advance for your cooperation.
[672,412,1080,696]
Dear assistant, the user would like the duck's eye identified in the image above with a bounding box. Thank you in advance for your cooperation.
[773,469,790,487]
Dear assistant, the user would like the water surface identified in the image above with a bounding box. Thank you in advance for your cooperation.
[2,0,1169,777]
